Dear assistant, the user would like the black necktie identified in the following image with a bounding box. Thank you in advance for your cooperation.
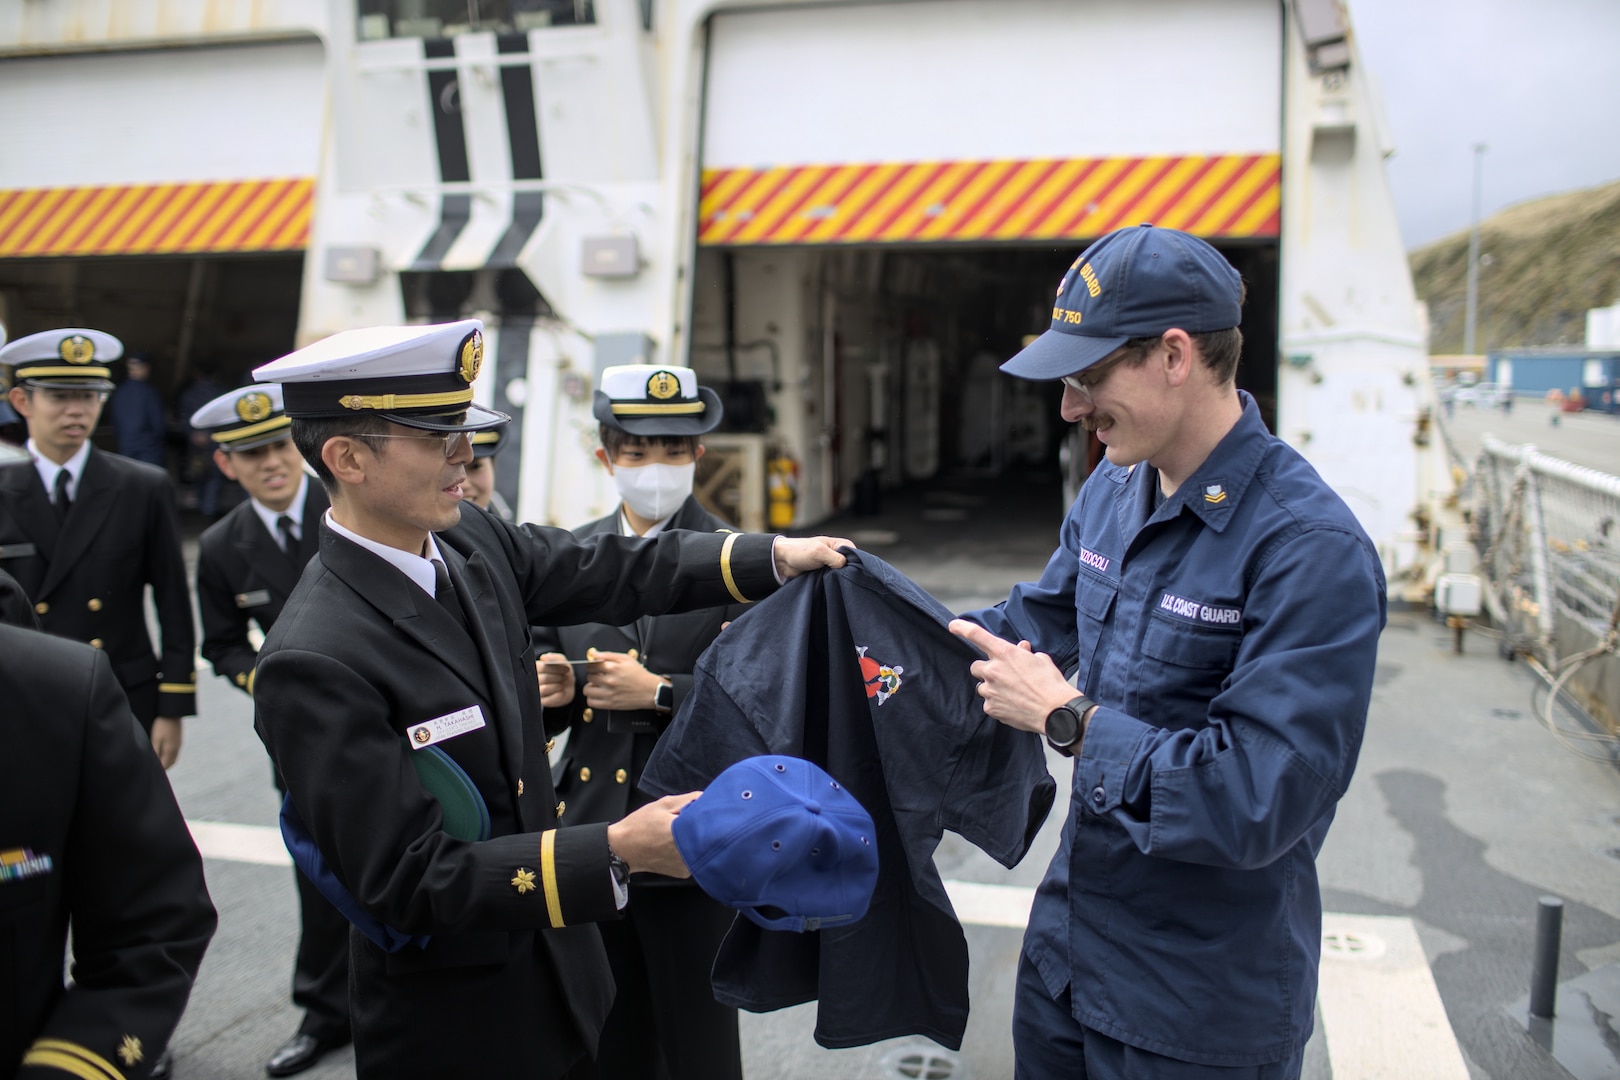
[432,560,470,634]
[276,514,298,555]
[52,470,72,520]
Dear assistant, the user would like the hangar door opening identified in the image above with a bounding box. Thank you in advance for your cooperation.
[0,38,323,483]
[688,0,1283,526]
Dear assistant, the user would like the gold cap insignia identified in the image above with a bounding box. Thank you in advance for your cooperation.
[236,391,274,423]
[459,329,484,384]
[59,335,95,364]
[412,726,432,744]
[511,867,537,895]
[645,370,681,401]
[118,1035,144,1066]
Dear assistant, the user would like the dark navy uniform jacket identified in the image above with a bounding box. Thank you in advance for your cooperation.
[643,550,1055,1050]
[963,393,1386,1067]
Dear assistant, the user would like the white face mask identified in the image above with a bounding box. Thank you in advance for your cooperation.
[612,461,695,522]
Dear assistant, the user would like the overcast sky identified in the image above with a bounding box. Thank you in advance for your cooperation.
[1348,0,1620,250]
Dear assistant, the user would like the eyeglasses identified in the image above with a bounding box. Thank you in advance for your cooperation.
[1060,360,1120,400]
[363,430,469,461]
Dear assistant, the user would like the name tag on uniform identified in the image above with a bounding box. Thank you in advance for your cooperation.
[407,705,487,750]
[0,543,37,560]
[235,590,272,609]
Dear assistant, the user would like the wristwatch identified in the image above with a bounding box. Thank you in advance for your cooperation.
[608,851,631,890]
[1045,694,1095,756]
[653,679,674,714]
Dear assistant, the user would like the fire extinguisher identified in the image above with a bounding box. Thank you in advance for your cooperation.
[767,452,799,529]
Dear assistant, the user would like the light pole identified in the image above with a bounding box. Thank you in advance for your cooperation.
[1464,143,1487,356]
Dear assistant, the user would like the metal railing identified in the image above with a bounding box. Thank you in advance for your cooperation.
[1473,435,1620,738]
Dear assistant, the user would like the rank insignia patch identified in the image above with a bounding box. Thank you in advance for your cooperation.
[118,1035,143,1066]
[856,646,904,705]
[512,867,537,895]
[1204,483,1227,504]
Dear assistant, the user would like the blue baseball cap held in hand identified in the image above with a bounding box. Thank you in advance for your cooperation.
[1002,223,1244,381]
[673,755,879,933]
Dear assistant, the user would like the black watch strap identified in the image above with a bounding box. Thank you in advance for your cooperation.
[1046,694,1095,756]
[609,852,630,890]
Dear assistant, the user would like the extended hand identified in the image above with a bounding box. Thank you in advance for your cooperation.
[535,653,575,708]
[150,717,182,770]
[773,535,854,579]
[581,650,663,711]
[607,791,702,877]
[948,620,1076,735]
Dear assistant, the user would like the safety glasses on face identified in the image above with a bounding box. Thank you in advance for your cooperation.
[363,430,469,461]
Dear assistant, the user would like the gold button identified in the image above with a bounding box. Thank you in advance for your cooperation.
[235,673,247,686]
[556,800,566,818]
[87,597,102,612]
[579,767,592,782]
[517,778,525,796]
[615,769,628,784]
[545,738,556,754]
[582,708,594,723]
[626,647,639,661]
[89,638,104,649]
[34,602,47,615]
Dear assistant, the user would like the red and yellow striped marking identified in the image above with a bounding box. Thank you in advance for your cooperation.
[0,178,314,258]
[698,154,1279,246]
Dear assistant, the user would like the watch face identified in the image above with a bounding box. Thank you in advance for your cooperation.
[1045,705,1080,747]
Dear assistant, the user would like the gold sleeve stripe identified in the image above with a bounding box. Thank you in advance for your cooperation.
[246,668,257,696]
[719,532,750,604]
[539,830,565,928]
[158,683,197,695]
[25,1039,126,1080]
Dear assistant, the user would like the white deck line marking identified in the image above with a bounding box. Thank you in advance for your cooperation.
[188,820,291,867]
[944,879,1036,929]
[1317,912,1470,1078]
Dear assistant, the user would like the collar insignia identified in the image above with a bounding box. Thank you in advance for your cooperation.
[1204,483,1227,505]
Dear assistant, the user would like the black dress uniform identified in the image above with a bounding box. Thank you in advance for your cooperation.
[1,623,216,1079]
[0,447,196,727]
[253,504,781,1080]
[195,474,351,1057]
[536,494,748,1080]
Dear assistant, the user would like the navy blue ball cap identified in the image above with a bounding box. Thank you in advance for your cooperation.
[673,755,879,933]
[1002,224,1244,381]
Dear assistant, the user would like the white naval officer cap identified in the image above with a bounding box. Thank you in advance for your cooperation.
[190,384,294,452]
[252,320,509,433]
[592,364,724,437]
[0,328,123,391]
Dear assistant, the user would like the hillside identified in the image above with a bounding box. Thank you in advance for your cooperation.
[1410,178,1620,353]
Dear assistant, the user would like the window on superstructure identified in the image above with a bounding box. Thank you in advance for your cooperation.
[357,0,595,41]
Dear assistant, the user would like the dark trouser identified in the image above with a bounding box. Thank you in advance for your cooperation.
[1012,950,1305,1080]
[594,883,741,1080]
[274,766,351,1041]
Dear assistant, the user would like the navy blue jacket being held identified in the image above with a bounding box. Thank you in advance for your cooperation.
[642,550,1055,1051]
[962,392,1386,1068]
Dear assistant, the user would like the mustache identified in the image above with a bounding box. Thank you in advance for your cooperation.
[1079,413,1114,433]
